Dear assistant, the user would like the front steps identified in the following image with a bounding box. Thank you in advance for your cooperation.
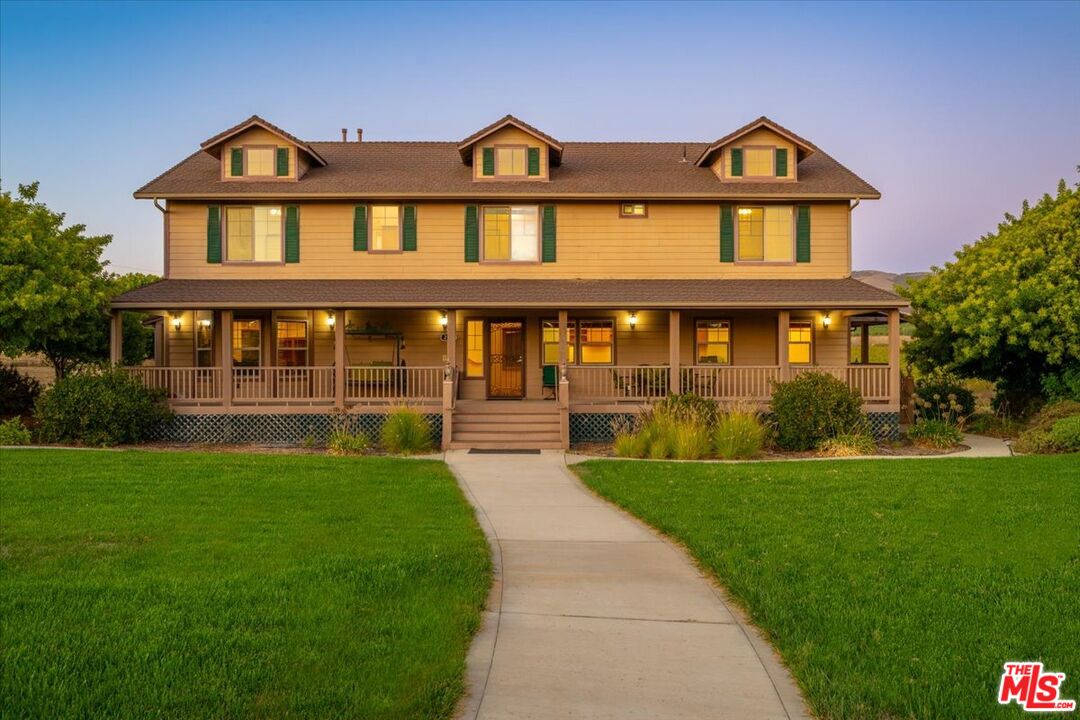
[449,400,564,449]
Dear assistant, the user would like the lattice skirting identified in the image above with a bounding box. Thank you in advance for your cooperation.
[570,410,900,444]
[158,413,442,446]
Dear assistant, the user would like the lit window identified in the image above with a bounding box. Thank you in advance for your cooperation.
[743,147,773,177]
[246,147,275,176]
[232,319,262,367]
[578,320,614,365]
[695,320,731,364]
[226,206,282,262]
[620,203,647,218]
[370,205,401,251]
[466,320,484,377]
[276,320,307,367]
[483,206,538,262]
[542,320,577,365]
[495,147,526,176]
[195,311,213,367]
[737,206,792,262]
[788,321,812,365]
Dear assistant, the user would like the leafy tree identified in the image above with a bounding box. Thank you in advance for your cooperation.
[902,179,1080,413]
[0,182,158,377]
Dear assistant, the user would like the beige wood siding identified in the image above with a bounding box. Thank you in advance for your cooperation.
[471,126,550,180]
[711,128,797,180]
[167,201,850,279]
[222,128,297,179]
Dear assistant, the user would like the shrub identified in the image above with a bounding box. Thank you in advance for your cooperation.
[966,412,1022,439]
[1013,400,1080,454]
[1041,366,1080,403]
[818,432,877,457]
[914,373,975,422]
[0,417,32,446]
[327,428,369,456]
[650,393,718,427]
[1049,416,1080,452]
[770,371,864,451]
[34,367,170,446]
[380,407,433,455]
[613,429,648,458]
[671,421,711,460]
[1012,428,1056,455]
[713,409,766,459]
[0,364,42,418]
[907,419,964,449]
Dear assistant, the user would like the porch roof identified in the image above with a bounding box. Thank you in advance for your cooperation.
[112,278,905,310]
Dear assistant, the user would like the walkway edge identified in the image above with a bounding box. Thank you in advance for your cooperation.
[557,458,813,720]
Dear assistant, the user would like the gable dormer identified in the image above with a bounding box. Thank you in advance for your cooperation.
[458,115,563,181]
[200,115,327,181]
[695,116,816,182]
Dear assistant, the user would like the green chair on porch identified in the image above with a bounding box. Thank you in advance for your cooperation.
[542,365,558,399]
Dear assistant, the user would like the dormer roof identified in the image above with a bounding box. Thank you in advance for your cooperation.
[457,114,563,166]
[200,115,328,167]
[694,116,818,167]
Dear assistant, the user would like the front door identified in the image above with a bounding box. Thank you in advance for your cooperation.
[487,320,525,398]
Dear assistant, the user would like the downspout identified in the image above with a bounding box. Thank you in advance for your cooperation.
[848,198,860,278]
[153,197,169,279]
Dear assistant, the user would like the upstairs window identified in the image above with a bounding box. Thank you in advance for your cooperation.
[228,146,290,178]
[483,206,538,262]
[370,205,401,251]
[737,206,792,262]
[246,147,275,176]
[226,206,282,262]
[620,203,647,218]
[743,147,773,177]
[495,146,526,176]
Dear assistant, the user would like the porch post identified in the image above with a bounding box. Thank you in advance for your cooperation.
[888,308,901,411]
[777,310,790,381]
[442,309,457,450]
[109,311,123,365]
[221,310,233,408]
[445,309,457,368]
[334,308,346,409]
[557,310,569,449]
[861,324,870,365]
[557,310,568,367]
[668,310,680,395]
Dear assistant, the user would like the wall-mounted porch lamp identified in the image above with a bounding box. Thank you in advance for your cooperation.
[821,313,832,329]
[199,318,212,328]
[171,314,182,331]
[439,311,449,328]
[628,312,638,329]
[326,311,336,328]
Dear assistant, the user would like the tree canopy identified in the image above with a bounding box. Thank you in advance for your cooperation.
[902,178,1080,410]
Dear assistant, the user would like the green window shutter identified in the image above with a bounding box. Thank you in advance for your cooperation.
[464,206,479,262]
[796,206,811,263]
[403,205,418,251]
[206,206,222,263]
[276,147,289,176]
[481,147,495,176]
[730,148,743,177]
[527,147,540,176]
[775,148,788,177]
[284,206,300,263]
[719,205,734,262]
[353,205,368,251]
[230,148,243,177]
[541,205,557,262]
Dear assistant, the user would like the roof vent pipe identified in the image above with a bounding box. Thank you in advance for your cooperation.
[341,128,347,141]
[356,128,363,142]
[680,144,688,163]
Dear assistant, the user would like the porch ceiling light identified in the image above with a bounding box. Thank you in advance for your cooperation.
[439,311,448,328]
[628,312,638,329]
[822,313,832,328]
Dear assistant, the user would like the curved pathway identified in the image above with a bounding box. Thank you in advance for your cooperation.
[447,450,809,720]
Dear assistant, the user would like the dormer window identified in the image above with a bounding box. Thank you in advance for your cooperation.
[246,147,276,176]
[743,147,773,177]
[228,146,290,178]
[496,147,527,176]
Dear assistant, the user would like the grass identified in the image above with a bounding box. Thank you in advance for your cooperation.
[573,456,1080,719]
[0,449,491,720]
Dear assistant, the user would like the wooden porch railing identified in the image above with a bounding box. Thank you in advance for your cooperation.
[345,366,444,403]
[680,366,780,401]
[566,365,670,401]
[123,367,222,403]
[232,366,335,403]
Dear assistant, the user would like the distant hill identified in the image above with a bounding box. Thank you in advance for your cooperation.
[852,270,929,294]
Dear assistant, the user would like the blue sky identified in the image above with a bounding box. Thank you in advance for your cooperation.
[1,0,1077,275]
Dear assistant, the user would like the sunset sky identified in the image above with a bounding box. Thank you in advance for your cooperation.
[2,0,1077,276]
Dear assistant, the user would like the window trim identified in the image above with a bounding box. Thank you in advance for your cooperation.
[222,205,286,265]
[540,316,616,367]
[540,318,577,366]
[618,202,648,219]
[367,204,404,254]
[724,144,796,182]
[479,204,542,264]
[734,205,796,265]
[275,319,309,367]
[493,144,528,178]
[848,317,889,366]
[194,310,214,368]
[232,317,264,368]
[465,317,485,378]
[222,144,295,181]
[787,319,815,366]
[693,317,733,366]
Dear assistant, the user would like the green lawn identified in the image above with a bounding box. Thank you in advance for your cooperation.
[0,449,491,720]
[573,456,1080,719]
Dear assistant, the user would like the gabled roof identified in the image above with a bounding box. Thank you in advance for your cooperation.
[457,114,564,166]
[199,115,328,167]
[695,116,818,167]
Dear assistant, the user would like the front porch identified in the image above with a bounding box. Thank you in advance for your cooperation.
[111,304,902,448]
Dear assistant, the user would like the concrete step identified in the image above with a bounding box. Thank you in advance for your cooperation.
[454,421,560,433]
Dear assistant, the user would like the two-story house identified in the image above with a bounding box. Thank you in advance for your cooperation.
[111,114,904,448]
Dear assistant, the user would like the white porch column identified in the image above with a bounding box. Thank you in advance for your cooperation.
[777,310,790,381]
[334,308,346,409]
[220,310,233,408]
[668,310,681,394]
[109,311,123,365]
[888,308,901,411]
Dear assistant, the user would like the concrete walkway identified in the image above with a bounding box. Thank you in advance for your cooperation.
[447,450,809,720]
